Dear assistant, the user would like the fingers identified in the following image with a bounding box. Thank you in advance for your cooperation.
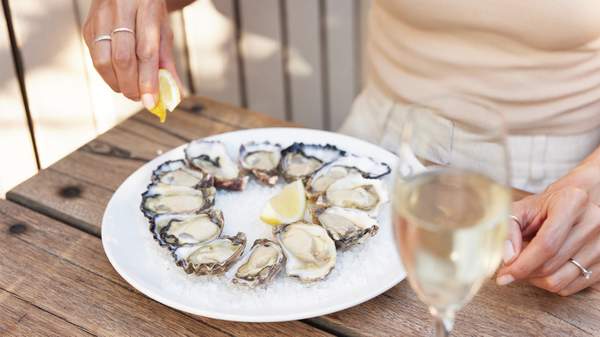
[558,263,600,296]
[111,1,139,100]
[136,1,163,110]
[159,20,186,95]
[496,188,588,285]
[529,234,600,295]
[533,203,600,277]
[90,2,120,92]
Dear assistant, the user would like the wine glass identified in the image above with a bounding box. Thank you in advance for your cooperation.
[392,96,511,336]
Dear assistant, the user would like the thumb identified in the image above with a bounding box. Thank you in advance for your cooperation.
[501,199,530,265]
[503,215,523,265]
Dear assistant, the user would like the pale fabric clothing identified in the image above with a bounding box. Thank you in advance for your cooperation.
[367,0,600,135]
[340,86,600,193]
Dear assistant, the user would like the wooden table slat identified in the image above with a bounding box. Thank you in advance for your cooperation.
[7,95,600,337]
[0,201,332,337]
[0,289,93,337]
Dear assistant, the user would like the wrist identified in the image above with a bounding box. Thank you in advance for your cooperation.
[546,162,600,193]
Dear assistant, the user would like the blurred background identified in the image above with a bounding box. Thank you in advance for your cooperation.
[0,0,370,196]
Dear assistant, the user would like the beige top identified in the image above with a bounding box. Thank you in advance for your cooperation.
[369,0,600,135]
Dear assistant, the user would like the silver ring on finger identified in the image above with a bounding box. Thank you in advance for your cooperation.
[94,34,112,43]
[569,258,593,280]
[111,27,135,35]
[510,215,523,229]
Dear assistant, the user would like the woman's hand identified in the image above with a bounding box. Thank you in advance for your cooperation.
[496,182,600,296]
[82,0,183,110]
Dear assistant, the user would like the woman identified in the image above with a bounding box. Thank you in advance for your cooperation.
[83,0,600,295]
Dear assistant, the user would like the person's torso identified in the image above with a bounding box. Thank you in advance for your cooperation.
[369,0,600,135]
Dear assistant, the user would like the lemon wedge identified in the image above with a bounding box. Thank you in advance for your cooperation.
[260,180,306,225]
[149,69,181,123]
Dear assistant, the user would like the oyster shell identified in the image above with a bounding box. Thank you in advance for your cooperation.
[232,239,285,287]
[316,172,388,217]
[279,143,345,182]
[140,183,216,218]
[173,232,247,275]
[274,221,337,282]
[314,207,379,249]
[239,142,282,185]
[185,140,248,190]
[152,159,213,188]
[307,155,391,199]
[150,209,224,248]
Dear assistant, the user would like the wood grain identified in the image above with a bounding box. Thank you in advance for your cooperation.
[0,289,93,337]
[312,278,599,337]
[0,200,333,337]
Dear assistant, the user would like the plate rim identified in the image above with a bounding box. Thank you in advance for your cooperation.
[101,127,405,322]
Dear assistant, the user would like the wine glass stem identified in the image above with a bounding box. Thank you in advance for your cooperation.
[434,316,451,337]
[431,308,454,337]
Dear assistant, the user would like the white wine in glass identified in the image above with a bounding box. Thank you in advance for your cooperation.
[392,97,511,336]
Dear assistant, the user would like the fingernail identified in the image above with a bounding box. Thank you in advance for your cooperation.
[142,94,156,110]
[496,274,514,286]
[503,240,515,264]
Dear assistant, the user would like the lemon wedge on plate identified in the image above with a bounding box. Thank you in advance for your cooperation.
[149,69,181,123]
[260,180,306,226]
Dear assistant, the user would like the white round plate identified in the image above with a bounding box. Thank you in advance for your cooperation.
[102,128,406,322]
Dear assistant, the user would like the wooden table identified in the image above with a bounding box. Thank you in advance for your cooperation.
[3,96,599,337]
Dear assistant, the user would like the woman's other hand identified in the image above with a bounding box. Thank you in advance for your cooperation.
[82,0,183,110]
[497,182,600,296]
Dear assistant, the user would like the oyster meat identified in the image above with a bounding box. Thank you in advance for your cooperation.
[150,209,224,248]
[239,142,282,185]
[140,183,216,218]
[173,232,247,275]
[233,239,285,287]
[279,143,345,182]
[314,207,379,249]
[152,159,213,188]
[275,221,337,282]
[307,154,391,198]
[317,172,388,217]
[185,140,248,190]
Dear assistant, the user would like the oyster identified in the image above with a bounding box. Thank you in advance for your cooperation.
[239,142,282,185]
[152,159,213,188]
[314,207,379,249]
[307,155,391,198]
[185,140,248,190]
[150,209,224,248]
[274,221,337,282]
[316,173,388,217]
[173,232,247,275]
[233,239,285,287]
[140,183,216,218]
[279,143,345,182]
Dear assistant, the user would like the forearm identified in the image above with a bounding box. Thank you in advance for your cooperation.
[166,0,196,12]
[547,144,600,192]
